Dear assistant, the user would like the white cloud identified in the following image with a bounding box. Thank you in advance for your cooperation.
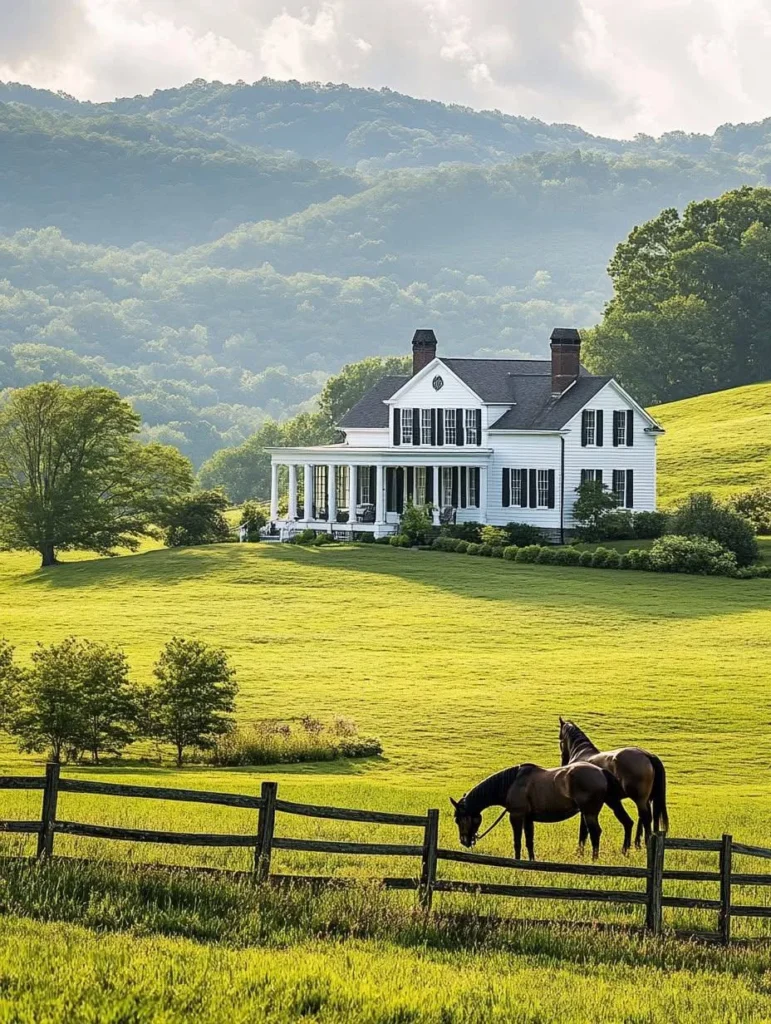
[2,0,771,137]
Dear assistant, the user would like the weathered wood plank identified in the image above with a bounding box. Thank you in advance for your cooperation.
[0,777,45,791]
[419,809,439,910]
[661,895,722,910]
[663,869,721,882]
[432,879,648,904]
[719,833,733,945]
[730,904,771,919]
[255,781,277,881]
[272,838,424,857]
[732,873,771,887]
[59,779,263,810]
[733,842,771,861]
[53,821,256,846]
[645,832,665,935]
[437,848,648,878]
[269,874,420,891]
[0,821,42,834]
[664,838,722,852]
[274,799,426,827]
[38,763,60,860]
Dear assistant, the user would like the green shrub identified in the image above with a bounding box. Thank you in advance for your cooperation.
[535,546,557,564]
[239,501,268,542]
[479,543,494,557]
[605,549,622,568]
[465,542,482,556]
[572,480,618,540]
[553,546,581,566]
[590,547,613,567]
[400,501,433,544]
[503,523,544,547]
[440,523,482,543]
[480,526,508,546]
[597,510,636,540]
[633,510,667,539]
[578,550,594,567]
[357,532,375,544]
[648,534,737,576]
[515,545,541,563]
[312,532,335,546]
[727,488,771,535]
[389,534,410,547]
[297,529,316,544]
[374,535,391,545]
[454,540,469,554]
[164,490,231,548]
[668,492,758,566]
[734,563,771,579]
[502,545,519,560]
[210,717,382,766]
[491,545,505,558]
[619,553,632,569]
[431,537,445,551]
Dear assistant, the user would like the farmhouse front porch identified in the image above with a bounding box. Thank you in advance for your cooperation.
[264,445,492,538]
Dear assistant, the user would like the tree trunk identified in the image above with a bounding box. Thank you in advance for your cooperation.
[176,742,184,767]
[40,542,59,567]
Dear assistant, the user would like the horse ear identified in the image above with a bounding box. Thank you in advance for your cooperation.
[559,716,564,726]
[449,796,459,809]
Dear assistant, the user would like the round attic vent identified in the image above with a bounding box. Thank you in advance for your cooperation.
[432,375,444,391]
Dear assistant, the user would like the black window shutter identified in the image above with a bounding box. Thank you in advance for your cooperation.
[451,466,459,506]
[529,469,537,509]
[412,408,420,446]
[597,469,603,485]
[626,469,634,509]
[460,468,467,508]
[581,411,588,447]
[456,408,464,446]
[475,408,482,445]
[612,470,620,503]
[612,410,620,447]
[474,467,480,507]
[520,468,528,508]
[437,409,444,446]
[547,469,556,509]
[386,468,395,512]
[626,410,634,447]
[430,408,437,445]
[426,467,434,504]
[502,468,510,507]
[596,409,604,447]
[406,466,414,502]
[396,468,405,513]
[393,409,400,446]
[580,469,588,485]
[369,466,377,505]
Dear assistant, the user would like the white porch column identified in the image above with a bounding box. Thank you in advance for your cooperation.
[288,464,298,520]
[348,464,358,523]
[328,465,337,523]
[270,462,279,521]
[303,464,313,522]
[375,463,385,524]
[478,464,488,524]
[433,465,440,508]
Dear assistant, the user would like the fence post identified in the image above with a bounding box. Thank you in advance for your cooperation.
[255,781,278,881]
[719,832,733,945]
[419,808,439,912]
[645,831,665,936]
[37,762,60,860]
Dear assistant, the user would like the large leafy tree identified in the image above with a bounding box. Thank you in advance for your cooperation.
[0,383,193,566]
[584,186,771,405]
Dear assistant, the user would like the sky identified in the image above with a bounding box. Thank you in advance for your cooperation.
[2,0,771,138]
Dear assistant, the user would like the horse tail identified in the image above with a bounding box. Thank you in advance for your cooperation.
[601,769,625,805]
[648,754,669,833]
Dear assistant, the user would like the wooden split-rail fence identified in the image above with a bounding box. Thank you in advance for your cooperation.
[2,765,771,944]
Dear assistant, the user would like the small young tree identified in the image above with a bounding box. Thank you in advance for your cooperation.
[400,501,433,544]
[572,479,619,539]
[150,638,238,765]
[239,501,268,541]
[668,492,759,566]
[74,642,139,763]
[0,639,22,732]
[726,488,771,535]
[163,490,231,547]
[12,638,85,762]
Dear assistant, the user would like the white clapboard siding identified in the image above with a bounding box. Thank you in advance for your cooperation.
[342,428,390,448]
[484,434,562,530]
[390,360,479,408]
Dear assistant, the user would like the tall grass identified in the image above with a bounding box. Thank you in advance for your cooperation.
[208,717,382,766]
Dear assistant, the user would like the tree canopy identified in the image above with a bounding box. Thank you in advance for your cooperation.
[584,186,771,404]
[0,382,193,565]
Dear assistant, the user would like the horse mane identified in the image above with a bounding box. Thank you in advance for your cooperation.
[461,766,520,815]
[563,720,599,756]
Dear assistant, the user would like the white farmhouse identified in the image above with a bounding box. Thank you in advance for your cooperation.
[265,329,663,541]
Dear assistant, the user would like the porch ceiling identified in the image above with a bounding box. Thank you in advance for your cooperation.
[265,445,494,464]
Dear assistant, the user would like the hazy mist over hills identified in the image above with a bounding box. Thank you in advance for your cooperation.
[0,77,768,465]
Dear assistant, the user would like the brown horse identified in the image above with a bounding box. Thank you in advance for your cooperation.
[559,718,669,849]
[451,761,632,861]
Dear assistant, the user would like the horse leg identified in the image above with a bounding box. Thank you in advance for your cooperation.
[524,817,536,861]
[606,797,634,856]
[576,815,589,856]
[585,814,603,861]
[511,815,523,860]
[635,800,653,846]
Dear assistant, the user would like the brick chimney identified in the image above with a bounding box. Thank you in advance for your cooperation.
[550,328,581,396]
[412,329,437,376]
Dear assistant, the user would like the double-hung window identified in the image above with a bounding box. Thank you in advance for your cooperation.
[443,409,456,445]
[583,409,596,446]
[580,469,602,485]
[510,468,523,505]
[359,470,371,505]
[335,466,349,509]
[465,409,478,445]
[537,469,550,508]
[441,467,454,507]
[415,466,427,506]
[421,409,433,445]
[613,410,626,446]
[401,408,413,444]
[612,470,627,507]
[467,467,478,507]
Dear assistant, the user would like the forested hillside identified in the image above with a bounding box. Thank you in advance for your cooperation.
[1,77,769,465]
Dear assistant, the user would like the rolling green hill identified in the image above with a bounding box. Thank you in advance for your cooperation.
[652,381,771,506]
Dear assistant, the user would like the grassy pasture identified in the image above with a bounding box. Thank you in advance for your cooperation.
[1,542,770,1020]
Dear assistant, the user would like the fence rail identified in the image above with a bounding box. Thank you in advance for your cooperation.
[1,767,770,942]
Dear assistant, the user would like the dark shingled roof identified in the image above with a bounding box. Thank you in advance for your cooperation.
[338,375,409,428]
[337,361,613,432]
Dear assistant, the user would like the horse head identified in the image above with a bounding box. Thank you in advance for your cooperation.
[558,716,572,765]
[450,795,482,848]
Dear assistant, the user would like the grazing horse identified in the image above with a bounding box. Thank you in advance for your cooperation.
[559,718,669,848]
[450,761,631,861]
